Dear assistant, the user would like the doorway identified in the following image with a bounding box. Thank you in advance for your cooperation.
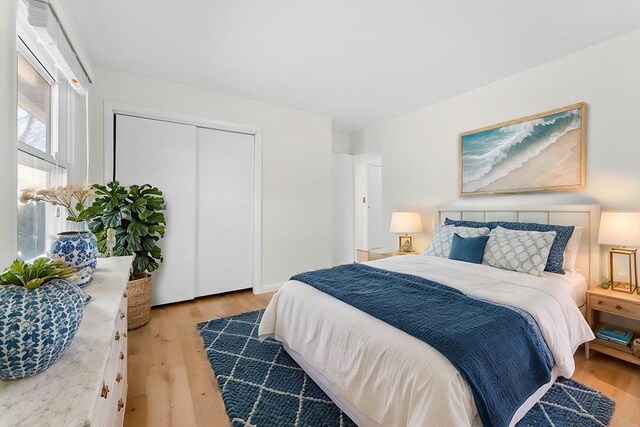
[353,148,382,257]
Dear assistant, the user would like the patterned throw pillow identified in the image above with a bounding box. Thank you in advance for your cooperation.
[482,226,557,277]
[426,224,491,258]
[444,218,575,275]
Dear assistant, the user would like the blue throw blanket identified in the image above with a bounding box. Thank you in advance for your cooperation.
[292,263,553,427]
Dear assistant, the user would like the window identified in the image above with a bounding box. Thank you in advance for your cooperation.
[16,51,66,260]
[17,53,50,153]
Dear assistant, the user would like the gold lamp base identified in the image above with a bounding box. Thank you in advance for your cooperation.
[609,247,638,294]
[398,234,413,252]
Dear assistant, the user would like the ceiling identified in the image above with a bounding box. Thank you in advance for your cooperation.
[63,0,640,133]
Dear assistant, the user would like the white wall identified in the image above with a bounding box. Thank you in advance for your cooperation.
[88,66,332,291]
[332,153,355,265]
[352,31,640,262]
[332,131,352,154]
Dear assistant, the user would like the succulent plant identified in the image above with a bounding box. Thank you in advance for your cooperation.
[0,258,77,289]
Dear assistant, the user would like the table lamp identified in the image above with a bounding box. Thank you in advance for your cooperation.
[598,212,640,293]
[390,212,422,252]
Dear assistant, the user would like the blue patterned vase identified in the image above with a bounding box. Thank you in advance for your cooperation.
[50,232,98,287]
[0,279,87,380]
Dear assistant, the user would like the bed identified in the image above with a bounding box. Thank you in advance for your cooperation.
[258,205,600,427]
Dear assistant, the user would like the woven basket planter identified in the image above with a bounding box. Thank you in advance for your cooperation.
[127,275,152,330]
[633,338,640,358]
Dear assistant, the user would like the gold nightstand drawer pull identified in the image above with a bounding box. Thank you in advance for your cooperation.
[597,300,603,305]
[616,305,622,310]
[100,383,109,399]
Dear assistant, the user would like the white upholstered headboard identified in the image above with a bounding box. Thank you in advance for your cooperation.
[439,205,600,288]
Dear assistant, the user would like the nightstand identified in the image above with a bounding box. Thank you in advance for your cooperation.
[356,249,418,262]
[585,286,640,365]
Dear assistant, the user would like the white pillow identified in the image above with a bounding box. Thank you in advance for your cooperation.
[563,226,583,273]
[426,224,491,258]
[482,226,557,277]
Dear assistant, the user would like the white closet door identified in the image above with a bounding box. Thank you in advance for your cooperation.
[196,128,254,296]
[115,115,197,305]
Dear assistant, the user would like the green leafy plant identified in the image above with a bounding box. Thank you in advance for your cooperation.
[80,181,166,279]
[0,258,77,289]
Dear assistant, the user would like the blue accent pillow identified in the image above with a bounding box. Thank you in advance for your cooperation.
[448,233,490,264]
[444,218,575,274]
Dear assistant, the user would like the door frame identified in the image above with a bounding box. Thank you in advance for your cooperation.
[103,101,263,294]
[366,163,383,250]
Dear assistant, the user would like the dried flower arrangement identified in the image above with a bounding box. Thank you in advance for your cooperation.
[20,185,96,223]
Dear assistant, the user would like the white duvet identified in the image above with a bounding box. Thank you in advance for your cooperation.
[258,255,594,427]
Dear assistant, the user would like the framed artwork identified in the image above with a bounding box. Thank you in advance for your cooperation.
[459,102,586,195]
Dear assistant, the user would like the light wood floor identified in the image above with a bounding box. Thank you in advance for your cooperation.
[125,290,640,427]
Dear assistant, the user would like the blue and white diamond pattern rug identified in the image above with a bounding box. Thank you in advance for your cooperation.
[197,310,615,427]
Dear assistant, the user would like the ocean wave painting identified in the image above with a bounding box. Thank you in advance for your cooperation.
[460,103,585,195]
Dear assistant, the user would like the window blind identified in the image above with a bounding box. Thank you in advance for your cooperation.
[24,0,91,93]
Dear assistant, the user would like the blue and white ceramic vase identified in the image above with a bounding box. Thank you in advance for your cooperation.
[0,279,87,380]
[50,231,98,287]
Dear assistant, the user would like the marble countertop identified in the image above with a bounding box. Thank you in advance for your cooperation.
[0,256,133,427]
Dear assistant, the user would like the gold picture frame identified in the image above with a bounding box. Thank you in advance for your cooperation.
[459,102,586,195]
[398,235,413,252]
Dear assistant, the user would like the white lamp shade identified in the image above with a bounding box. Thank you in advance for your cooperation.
[390,212,422,233]
[598,212,640,247]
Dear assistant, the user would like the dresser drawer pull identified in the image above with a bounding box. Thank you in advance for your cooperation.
[116,372,123,383]
[115,331,120,341]
[100,383,110,399]
[119,311,125,320]
[120,351,125,361]
[616,305,622,310]
[117,398,124,412]
[597,300,603,305]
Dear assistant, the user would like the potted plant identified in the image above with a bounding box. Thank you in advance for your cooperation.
[81,181,166,329]
[0,258,86,380]
[20,185,98,287]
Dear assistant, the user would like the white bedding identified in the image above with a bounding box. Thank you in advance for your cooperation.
[258,255,594,427]
[543,270,588,308]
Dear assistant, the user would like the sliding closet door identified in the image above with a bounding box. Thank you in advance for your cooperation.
[115,115,197,305]
[196,128,254,296]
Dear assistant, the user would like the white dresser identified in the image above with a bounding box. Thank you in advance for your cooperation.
[0,256,133,427]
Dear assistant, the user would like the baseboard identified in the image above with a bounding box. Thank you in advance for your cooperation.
[254,282,283,294]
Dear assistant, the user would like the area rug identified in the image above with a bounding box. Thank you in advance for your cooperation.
[197,310,615,427]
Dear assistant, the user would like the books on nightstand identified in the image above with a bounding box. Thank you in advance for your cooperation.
[597,324,633,346]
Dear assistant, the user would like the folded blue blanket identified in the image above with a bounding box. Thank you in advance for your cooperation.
[292,263,553,427]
